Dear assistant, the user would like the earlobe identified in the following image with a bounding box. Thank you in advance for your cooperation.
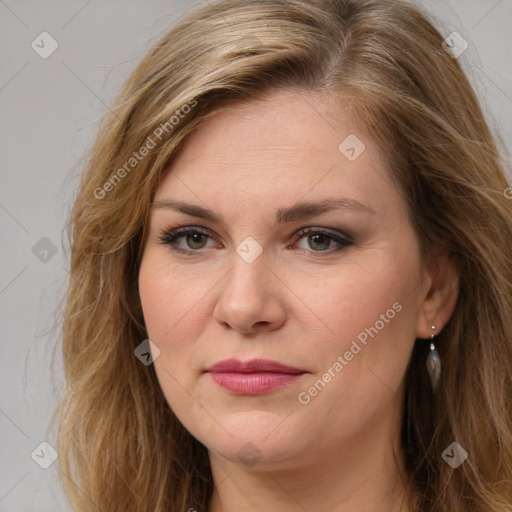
[415,255,459,339]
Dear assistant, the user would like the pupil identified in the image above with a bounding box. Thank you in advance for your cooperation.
[310,234,329,250]
[188,233,205,248]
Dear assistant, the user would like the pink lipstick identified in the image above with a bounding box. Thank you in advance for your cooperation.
[205,358,306,395]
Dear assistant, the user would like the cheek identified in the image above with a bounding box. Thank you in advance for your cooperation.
[295,251,421,403]
[299,258,417,346]
[138,254,209,342]
[138,253,215,402]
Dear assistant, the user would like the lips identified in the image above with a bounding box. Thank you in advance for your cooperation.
[206,358,304,374]
[205,358,306,395]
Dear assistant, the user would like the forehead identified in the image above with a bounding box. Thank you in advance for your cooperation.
[154,89,397,217]
[168,89,362,169]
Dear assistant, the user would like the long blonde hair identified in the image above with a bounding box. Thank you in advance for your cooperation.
[56,0,512,510]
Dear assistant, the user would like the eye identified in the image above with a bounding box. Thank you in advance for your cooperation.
[157,225,353,257]
[292,227,353,255]
[157,226,216,254]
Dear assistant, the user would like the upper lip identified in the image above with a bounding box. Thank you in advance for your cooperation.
[205,358,305,374]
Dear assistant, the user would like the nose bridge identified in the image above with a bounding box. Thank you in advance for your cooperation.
[222,251,268,310]
[214,246,286,333]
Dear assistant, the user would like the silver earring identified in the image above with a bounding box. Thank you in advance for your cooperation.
[426,325,441,393]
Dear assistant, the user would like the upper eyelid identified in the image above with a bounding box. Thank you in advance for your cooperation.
[159,225,348,238]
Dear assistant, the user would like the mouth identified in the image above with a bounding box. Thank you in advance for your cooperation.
[204,358,307,395]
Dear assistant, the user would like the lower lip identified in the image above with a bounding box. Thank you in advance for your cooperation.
[207,372,304,395]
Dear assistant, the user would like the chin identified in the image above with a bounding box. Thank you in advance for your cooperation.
[190,409,306,470]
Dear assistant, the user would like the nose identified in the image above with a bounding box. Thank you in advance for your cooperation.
[213,254,287,335]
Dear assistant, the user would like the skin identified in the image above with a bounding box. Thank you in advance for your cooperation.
[138,88,459,512]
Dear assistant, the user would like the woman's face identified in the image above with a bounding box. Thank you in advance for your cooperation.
[138,89,431,471]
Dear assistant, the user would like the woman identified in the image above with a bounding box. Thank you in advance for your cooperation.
[57,0,512,510]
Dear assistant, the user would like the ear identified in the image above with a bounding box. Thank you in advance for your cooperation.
[415,255,459,339]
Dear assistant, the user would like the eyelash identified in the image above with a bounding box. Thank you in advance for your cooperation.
[156,225,353,258]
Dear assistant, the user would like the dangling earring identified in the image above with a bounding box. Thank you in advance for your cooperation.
[426,324,441,393]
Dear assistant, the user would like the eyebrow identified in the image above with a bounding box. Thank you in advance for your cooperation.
[151,198,376,228]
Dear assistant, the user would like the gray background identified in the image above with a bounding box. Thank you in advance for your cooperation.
[1,0,511,510]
